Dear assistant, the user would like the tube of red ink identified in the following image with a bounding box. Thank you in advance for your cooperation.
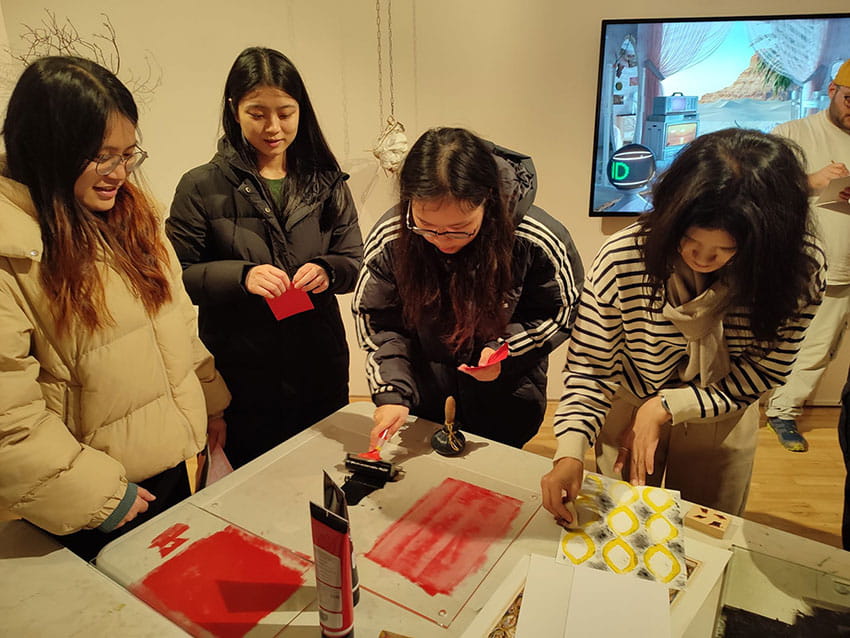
[323,471,360,605]
[310,501,354,637]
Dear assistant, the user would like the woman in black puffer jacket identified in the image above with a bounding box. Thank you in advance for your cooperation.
[166,47,363,468]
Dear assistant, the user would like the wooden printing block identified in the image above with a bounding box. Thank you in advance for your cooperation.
[684,505,730,539]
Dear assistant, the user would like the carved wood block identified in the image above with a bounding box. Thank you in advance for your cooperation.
[684,505,730,539]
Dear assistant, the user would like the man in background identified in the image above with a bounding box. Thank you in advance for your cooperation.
[766,58,850,452]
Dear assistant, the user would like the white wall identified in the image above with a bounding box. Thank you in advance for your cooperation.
[2,0,848,402]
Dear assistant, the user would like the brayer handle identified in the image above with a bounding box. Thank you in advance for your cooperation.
[444,396,455,428]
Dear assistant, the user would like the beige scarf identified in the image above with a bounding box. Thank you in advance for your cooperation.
[662,261,731,387]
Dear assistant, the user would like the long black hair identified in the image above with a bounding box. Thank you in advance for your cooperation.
[395,127,515,353]
[222,47,339,190]
[3,56,170,334]
[639,127,820,344]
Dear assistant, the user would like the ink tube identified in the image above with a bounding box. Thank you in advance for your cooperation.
[323,471,360,605]
[310,501,354,638]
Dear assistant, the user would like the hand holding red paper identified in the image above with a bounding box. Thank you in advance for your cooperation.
[245,264,290,298]
[292,262,330,294]
[458,342,509,381]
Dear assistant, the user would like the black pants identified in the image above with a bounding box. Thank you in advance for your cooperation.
[48,463,191,562]
[840,369,850,551]
[219,362,348,469]
[224,392,347,469]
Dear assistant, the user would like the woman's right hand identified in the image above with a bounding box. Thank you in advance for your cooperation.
[114,487,156,529]
[245,264,291,298]
[370,404,410,448]
[540,456,584,525]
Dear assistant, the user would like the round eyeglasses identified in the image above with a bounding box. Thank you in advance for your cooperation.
[90,149,148,176]
[405,203,479,240]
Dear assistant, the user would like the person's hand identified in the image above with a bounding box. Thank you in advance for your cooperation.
[615,395,669,486]
[207,414,227,450]
[292,262,330,294]
[808,162,850,194]
[245,264,290,298]
[458,347,501,382]
[840,186,850,202]
[371,404,410,448]
[114,487,156,529]
[540,456,584,525]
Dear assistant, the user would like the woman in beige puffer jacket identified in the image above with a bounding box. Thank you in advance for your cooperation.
[0,57,230,560]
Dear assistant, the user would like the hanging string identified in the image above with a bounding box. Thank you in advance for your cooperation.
[370,0,407,176]
[375,0,384,127]
[387,0,395,119]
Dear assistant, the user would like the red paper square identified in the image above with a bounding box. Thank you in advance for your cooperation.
[265,287,314,320]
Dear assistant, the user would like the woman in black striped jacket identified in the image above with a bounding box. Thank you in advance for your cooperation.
[542,128,825,517]
[353,127,584,449]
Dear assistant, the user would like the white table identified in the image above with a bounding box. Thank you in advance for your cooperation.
[5,402,850,636]
[0,519,187,637]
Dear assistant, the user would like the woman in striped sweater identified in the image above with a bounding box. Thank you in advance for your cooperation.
[542,128,825,517]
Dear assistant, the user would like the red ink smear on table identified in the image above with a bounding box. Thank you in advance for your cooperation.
[149,523,191,558]
[131,525,311,638]
[365,477,522,596]
[266,287,314,320]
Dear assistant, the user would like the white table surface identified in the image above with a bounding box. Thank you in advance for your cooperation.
[5,401,850,637]
[0,519,187,637]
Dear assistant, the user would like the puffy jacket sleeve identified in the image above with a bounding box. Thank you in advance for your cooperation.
[497,209,583,377]
[162,234,231,417]
[166,169,256,306]
[352,215,419,409]
[311,179,364,295]
[0,263,128,535]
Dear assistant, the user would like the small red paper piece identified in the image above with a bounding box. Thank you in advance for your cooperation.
[265,287,314,320]
[458,342,509,372]
[149,523,191,558]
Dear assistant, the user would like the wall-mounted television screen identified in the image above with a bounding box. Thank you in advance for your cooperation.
[589,13,850,216]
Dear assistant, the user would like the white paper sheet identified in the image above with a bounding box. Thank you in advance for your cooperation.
[816,174,850,214]
[517,554,671,638]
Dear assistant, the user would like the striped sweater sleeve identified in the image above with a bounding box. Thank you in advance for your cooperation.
[553,232,630,461]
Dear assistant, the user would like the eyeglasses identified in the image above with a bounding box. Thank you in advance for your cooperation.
[90,149,148,176]
[405,203,479,239]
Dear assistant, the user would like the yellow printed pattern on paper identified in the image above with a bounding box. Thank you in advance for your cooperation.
[557,474,687,589]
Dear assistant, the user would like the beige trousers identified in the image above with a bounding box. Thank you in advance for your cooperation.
[766,283,850,419]
[595,393,760,515]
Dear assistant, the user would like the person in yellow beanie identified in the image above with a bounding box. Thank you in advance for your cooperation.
[766,58,850,452]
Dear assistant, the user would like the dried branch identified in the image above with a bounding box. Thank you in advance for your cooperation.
[6,10,161,107]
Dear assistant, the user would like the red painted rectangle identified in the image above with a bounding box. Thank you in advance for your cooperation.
[365,477,522,596]
[131,525,311,638]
